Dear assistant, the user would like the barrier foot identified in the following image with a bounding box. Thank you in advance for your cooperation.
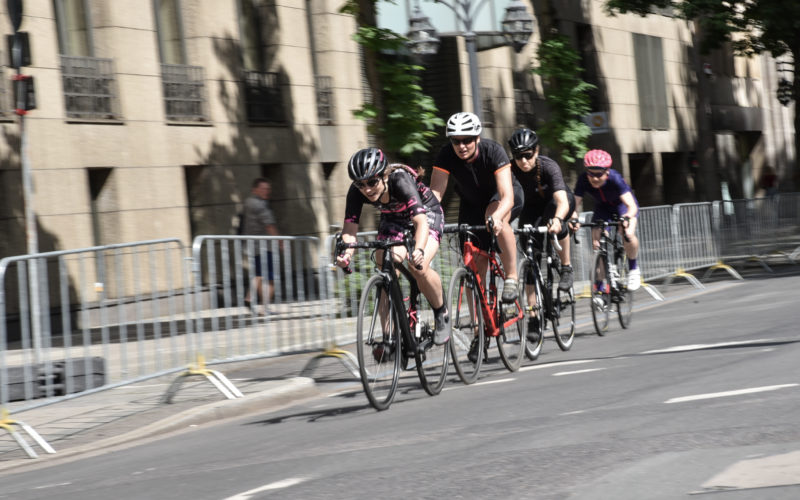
[742,256,772,273]
[702,261,744,281]
[575,283,592,300]
[301,346,360,379]
[162,355,244,404]
[641,282,665,301]
[0,408,56,459]
[663,269,705,290]
[789,246,800,263]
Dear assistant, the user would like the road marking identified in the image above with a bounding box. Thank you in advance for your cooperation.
[223,477,307,499]
[664,384,798,404]
[33,482,72,490]
[519,359,595,372]
[553,368,606,377]
[641,338,775,355]
[473,378,515,387]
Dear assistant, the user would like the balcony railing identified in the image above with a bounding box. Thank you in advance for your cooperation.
[243,70,285,124]
[481,87,495,127]
[161,64,207,122]
[316,75,334,125]
[60,55,120,120]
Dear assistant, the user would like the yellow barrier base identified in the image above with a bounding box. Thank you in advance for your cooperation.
[0,407,56,459]
[161,355,244,404]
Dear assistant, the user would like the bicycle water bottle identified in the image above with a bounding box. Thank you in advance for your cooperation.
[415,318,421,339]
[609,263,619,286]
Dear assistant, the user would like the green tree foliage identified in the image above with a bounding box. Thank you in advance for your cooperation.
[533,35,596,165]
[341,1,444,156]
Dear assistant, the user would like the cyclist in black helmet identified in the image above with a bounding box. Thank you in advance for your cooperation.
[336,147,450,345]
[508,128,576,339]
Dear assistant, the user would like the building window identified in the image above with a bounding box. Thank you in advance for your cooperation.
[513,88,535,128]
[154,0,185,65]
[238,0,265,72]
[53,0,92,56]
[154,0,207,121]
[87,167,117,246]
[316,76,334,125]
[243,70,285,123]
[633,33,669,130]
[481,87,495,127]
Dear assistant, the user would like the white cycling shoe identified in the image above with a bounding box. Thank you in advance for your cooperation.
[627,268,641,291]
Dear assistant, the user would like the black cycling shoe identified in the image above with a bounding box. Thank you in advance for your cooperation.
[558,265,574,291]
[433,306,451,345]
[526,316,540,343]
[467,337,481,363]
[372,341,394,363]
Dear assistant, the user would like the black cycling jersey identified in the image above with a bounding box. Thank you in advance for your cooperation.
[433,139,520,207]
[344,164,440,226]
[512,154,573,224]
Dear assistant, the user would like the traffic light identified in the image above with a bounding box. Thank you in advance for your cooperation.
[13,74,36,112]
[6,31,31,68]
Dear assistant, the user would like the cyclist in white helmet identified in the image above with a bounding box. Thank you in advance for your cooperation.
[430,112,524,303]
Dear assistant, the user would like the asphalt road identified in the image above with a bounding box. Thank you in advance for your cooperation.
[2,271,800,500]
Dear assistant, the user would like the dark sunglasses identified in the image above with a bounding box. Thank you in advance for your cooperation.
[354,177,381,189]
[586,169,607,178]
[513,151,534,161]
[450,137,476,146]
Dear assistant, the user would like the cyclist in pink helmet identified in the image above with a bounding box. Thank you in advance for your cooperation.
[571,149,642,291]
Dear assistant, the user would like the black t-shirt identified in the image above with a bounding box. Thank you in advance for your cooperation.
[433,139,520,206]
[344,165,439,225]
[512,155,571,215]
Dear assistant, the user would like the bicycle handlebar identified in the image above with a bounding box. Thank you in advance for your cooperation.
[515,224,562,252]
[334,232,422,274]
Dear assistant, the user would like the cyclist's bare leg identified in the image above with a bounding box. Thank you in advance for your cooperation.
[393,239,444,309]
[621,217,640,261]
[374,249,392,333]
[485,202,517,282]
[558,235,571,266]
[591,227,602,251]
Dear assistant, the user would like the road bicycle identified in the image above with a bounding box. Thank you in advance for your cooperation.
[515,224,576,360]
[445,217,526,384]
[334,232,449,411]
[578,216,634,334]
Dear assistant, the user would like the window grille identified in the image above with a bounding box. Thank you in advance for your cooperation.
[61,55,120,120]
[514,88,535,127]
[243,70,285,124]
[161,63,207,121]
[316,75,334,125]
[633,34,669,130]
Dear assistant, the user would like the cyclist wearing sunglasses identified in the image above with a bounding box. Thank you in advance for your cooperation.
[571,149,641,291]
[430,112,524,302]
[337,147,450,345]
[508,128,576,330]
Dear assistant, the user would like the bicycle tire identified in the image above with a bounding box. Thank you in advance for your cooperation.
[616,252,634,329]
[590,252,610,335]
[552,285,576,351]
[414,300,450,396]
[356,275,401,410]
[518,258,543,361]
[495,289,525,372]
[447,267,484,384]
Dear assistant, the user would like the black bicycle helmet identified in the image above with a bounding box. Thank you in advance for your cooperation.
[508,128,539,154]
[347,147,387,181]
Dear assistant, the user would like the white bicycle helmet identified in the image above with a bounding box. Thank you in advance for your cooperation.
[446,112,482,137]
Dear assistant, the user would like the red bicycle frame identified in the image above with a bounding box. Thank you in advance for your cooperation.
[461,240,523,337]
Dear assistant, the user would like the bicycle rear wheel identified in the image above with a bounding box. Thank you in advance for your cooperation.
[615,253,634,328]
[447,267,484,384]
[518,258,543,361]
[356,275,401,410]
[415,303,450,396]
[590,252,610,336]
[552,284,576,351]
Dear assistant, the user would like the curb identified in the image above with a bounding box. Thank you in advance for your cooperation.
[0,377,319,474]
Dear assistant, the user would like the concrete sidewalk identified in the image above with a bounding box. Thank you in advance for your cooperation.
[0,262,794,475]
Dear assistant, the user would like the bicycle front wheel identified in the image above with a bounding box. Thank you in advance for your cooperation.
[415,303,450,396]
[518,258,543,361]
[616,253,634,328]
[552,284,576,351]
[356,275,401,410]
[496,293,525,372]
[447,267,484,384]
[590,252,610,336]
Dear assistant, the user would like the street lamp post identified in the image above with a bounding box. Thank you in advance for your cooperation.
[406,0,534,121]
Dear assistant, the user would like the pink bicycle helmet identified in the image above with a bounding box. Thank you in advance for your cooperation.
[584,149,612,168]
